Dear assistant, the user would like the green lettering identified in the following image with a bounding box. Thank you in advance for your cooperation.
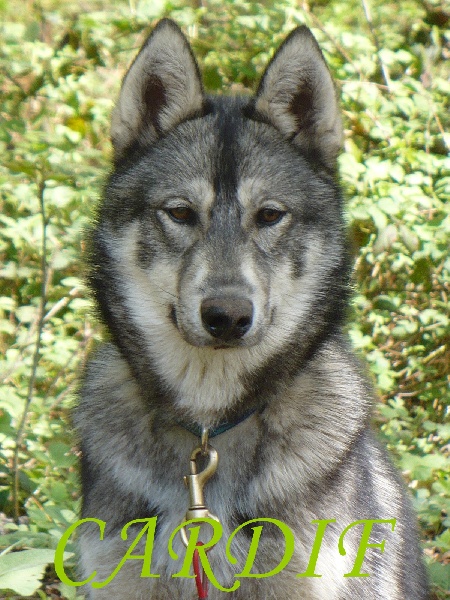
[297,519,336,578]
[226,518,295,578]
[170,518,238,592]
[339,519,397,577]
[92,517,159,588]
[54,517,106,587]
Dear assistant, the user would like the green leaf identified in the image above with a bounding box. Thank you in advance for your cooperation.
[0,548,71,595]
[400,453,448,481]
[399,225,419,252]
[373,224,398,253]
[49,481,69,503]
[367,205,388,231]
[48,443,77,468]
[411,258,432,287]
[427,561,450,594]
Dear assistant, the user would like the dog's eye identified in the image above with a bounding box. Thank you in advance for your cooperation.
[256,208,286,226]
[166,206,196,224]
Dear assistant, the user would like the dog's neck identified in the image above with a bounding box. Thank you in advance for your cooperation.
[175,404,260,439]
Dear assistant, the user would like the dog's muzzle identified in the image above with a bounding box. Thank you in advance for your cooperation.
[201,297,253,341]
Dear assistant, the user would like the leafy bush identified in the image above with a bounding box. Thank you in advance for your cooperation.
[0,0,448,597]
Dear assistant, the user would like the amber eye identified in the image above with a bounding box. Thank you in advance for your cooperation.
[166,206,196,224]
[256,208,286,226]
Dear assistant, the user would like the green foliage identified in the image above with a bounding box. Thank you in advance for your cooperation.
[0,549,73,596]
[0,0,448,597]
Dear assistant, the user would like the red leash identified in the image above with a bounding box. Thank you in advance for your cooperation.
[193,541,208,599]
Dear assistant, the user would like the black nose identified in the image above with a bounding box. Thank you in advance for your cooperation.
[201,297,253,341]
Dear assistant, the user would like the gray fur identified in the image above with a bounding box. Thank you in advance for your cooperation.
[75,19,429,599]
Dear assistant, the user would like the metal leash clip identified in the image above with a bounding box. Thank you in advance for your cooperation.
[180,428,220,550]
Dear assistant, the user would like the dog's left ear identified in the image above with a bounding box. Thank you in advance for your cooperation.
[111,19,205,161]
[248,26,342,169]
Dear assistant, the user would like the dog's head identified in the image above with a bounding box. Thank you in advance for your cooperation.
[90,20,349,413]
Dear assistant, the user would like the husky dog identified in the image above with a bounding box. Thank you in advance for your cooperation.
[74,19,429,599]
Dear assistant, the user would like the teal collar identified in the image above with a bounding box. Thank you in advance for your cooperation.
[178,407,258,439]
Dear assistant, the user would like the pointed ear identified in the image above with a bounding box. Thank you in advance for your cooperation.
[248,26,342,169]
[111,19,205,160]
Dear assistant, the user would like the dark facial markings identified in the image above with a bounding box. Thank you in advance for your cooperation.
[289,82,315,132]
[143,75,167,136]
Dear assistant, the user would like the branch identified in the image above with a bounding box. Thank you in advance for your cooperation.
[361,0,392,90]
[301,1,366,82]
[12,176,48,520]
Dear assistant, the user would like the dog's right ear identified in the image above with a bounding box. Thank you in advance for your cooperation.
[111,19,205,161]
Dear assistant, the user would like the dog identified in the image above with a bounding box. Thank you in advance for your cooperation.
[74,19,429,598]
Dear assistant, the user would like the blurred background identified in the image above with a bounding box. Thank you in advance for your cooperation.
[0,0,448,597]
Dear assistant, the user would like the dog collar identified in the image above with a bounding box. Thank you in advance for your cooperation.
[178,406,258,439]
